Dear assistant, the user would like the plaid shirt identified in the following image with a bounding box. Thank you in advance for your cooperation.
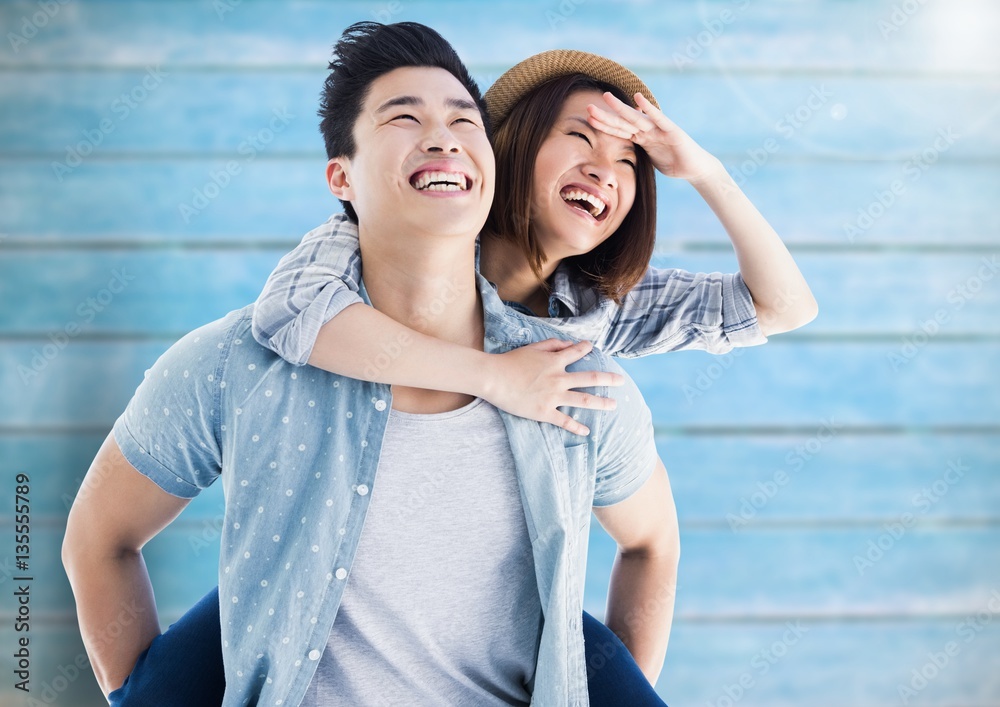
[252,212,765,366]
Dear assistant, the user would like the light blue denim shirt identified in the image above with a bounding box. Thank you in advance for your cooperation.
[253,213,765,367]
[113,272,658,706]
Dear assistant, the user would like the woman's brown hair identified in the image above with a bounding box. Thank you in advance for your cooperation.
[482,73,657,305]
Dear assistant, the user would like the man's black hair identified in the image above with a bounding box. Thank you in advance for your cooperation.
[319,22,490,221]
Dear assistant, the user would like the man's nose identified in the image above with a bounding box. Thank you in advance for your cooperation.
[421,123,462,153]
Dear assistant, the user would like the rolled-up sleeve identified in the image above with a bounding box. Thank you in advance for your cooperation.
[251,213,365,366]
[112,317,232,497]
[600,266,767,358]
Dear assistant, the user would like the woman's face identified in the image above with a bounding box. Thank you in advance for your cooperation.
[529,89,638,262]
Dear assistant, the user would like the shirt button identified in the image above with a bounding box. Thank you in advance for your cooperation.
[356,484,369,496]
[374,399,387,411]
[335,567,347,580]
[308,649,321,661]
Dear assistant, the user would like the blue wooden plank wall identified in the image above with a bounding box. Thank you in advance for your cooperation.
[1,1,998,704]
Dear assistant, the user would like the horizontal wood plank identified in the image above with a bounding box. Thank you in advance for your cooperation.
[650,619,1000,705]
[2,0,997,75]
[11,522,1000,618]
[584,526,1000,617]
[619,342,1000,428]
[3,72,996,158]
[0,434,227,519]
[657,435,1000,525]
[2,250,998,335]
[5,433,998,525]
[2,160,994,246]
[1,619,997,706]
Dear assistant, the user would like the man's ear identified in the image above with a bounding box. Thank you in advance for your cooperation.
[326,157,354,201]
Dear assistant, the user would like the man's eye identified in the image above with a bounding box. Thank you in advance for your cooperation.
[392,114,418,122]
[569,131,592,146]
[453,117,477,125]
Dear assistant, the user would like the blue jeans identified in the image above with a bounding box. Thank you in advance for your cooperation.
[109,586,666,706]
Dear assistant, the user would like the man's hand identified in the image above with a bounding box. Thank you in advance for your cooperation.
[481,339,624,436]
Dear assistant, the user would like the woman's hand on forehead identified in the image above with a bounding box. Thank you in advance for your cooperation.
[587,91,721,184]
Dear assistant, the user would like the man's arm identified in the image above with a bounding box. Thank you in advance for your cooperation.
[253,216,625,435]
[593,457,680,686]
[62,435,192,698]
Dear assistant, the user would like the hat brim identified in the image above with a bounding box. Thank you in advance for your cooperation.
[484,49,658,130]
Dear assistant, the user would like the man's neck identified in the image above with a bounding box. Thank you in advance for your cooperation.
[358,225,484,413]
[478,235,557,317]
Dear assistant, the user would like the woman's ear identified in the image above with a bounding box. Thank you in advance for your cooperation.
[326,158,353,200]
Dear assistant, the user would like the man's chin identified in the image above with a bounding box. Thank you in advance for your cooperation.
[409,200,489,234]
[378,211,485,244]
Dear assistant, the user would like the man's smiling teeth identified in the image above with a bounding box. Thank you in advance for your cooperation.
[411,171,469,191]
[561,189,606,218]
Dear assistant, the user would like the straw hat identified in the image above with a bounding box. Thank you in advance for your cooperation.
[484,49,658,130]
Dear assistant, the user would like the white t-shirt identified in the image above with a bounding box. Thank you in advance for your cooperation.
[300,397,542,706]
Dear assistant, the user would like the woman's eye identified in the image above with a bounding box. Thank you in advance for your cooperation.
[620,158,636,169]
[569,131,592,145]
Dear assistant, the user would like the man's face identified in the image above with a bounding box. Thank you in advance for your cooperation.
[330,66,495,243]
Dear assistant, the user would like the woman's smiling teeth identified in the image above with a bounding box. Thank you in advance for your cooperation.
[411,171,470,191]
[560,188,607,219]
